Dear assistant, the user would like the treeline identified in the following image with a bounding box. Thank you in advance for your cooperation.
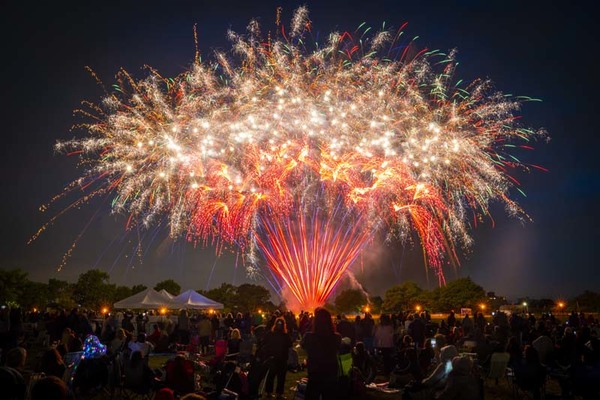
[1,268,599,314]
[332,278,600,314]
[0,268,275,313]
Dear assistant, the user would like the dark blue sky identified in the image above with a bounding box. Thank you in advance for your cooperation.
[1,1,597,302]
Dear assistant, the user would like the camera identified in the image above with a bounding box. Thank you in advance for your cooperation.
[431,338,437,347]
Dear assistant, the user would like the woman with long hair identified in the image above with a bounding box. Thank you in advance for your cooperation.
[301,308,342,400]
[228,328,243,355]
[263,317,293,399]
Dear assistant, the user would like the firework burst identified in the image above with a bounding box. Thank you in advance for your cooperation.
[51,7,544,309]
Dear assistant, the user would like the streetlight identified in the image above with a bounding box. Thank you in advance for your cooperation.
[364,305,370,314]
[415,305,422,312]
[522,302,528,314]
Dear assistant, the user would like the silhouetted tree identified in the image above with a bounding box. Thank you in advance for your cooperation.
[154,279,181,296]
[382,281,425,312]
[334,289,367,314]
[0,268,29,304]
[73,269,112,310]
[432,277,486,312]
[131,284,147,294]
[235,283,272,312]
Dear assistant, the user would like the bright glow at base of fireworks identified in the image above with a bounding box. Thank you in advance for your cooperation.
[256,196,373,311]
[44,7,544,310]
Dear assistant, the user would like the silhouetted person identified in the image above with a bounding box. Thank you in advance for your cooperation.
[263,317,293,399]
[301,308,342,400]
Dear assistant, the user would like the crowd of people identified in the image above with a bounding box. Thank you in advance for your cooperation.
[1,303,600,399]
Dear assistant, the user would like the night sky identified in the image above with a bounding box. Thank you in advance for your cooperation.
[1,1,597,302]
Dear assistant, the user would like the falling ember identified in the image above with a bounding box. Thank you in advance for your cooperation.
[50,7,544,309]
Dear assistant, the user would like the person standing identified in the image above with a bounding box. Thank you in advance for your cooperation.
[374,314,395,376]
[198,314,212,355]
[178,309,191,345]
[263,317,293,399]
[301,308,342,400]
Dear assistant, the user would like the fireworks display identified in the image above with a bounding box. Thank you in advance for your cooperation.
[52,7,543,309]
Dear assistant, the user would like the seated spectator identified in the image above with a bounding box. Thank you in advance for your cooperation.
[30,375,71,400]
[154,387,176,400]
[396,335,423,380]
[5,346,27,371]
[0,364,26,400]
[505,336,522,368]
[421,345,458,390]
[472,333,495,369]
[340,336,353,355]
[420,338,436,373]
[55,343,68,359]
[128,332,154,358]
[61,328,76,352]
[123,350,155,393]
[39,348,66,378]
[514,345,547,400]
[147,324,162,346]
[555,327,577,367]
[5,346,30,385]
[165,354,195,395]
[532,333,555,366]
[435,355,480,400]
[352,342,376,384]
[110,328,127,355]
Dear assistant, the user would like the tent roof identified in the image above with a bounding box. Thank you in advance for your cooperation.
[170,289,224,310]
[113,288,173,309]
[158,289,174,299]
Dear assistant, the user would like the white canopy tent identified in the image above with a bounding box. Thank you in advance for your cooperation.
[170,289,224,310]
[158,289,175,299]
[113,288,174,309]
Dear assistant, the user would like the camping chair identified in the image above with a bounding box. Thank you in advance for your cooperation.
[121,358,155,400]
[247,356,272,399]
[237,339,254,365]
[71,357,111,398]
[208,339,229,370]
[165,355,196,396]
[485,352,510,385]
[506,366,547,400]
